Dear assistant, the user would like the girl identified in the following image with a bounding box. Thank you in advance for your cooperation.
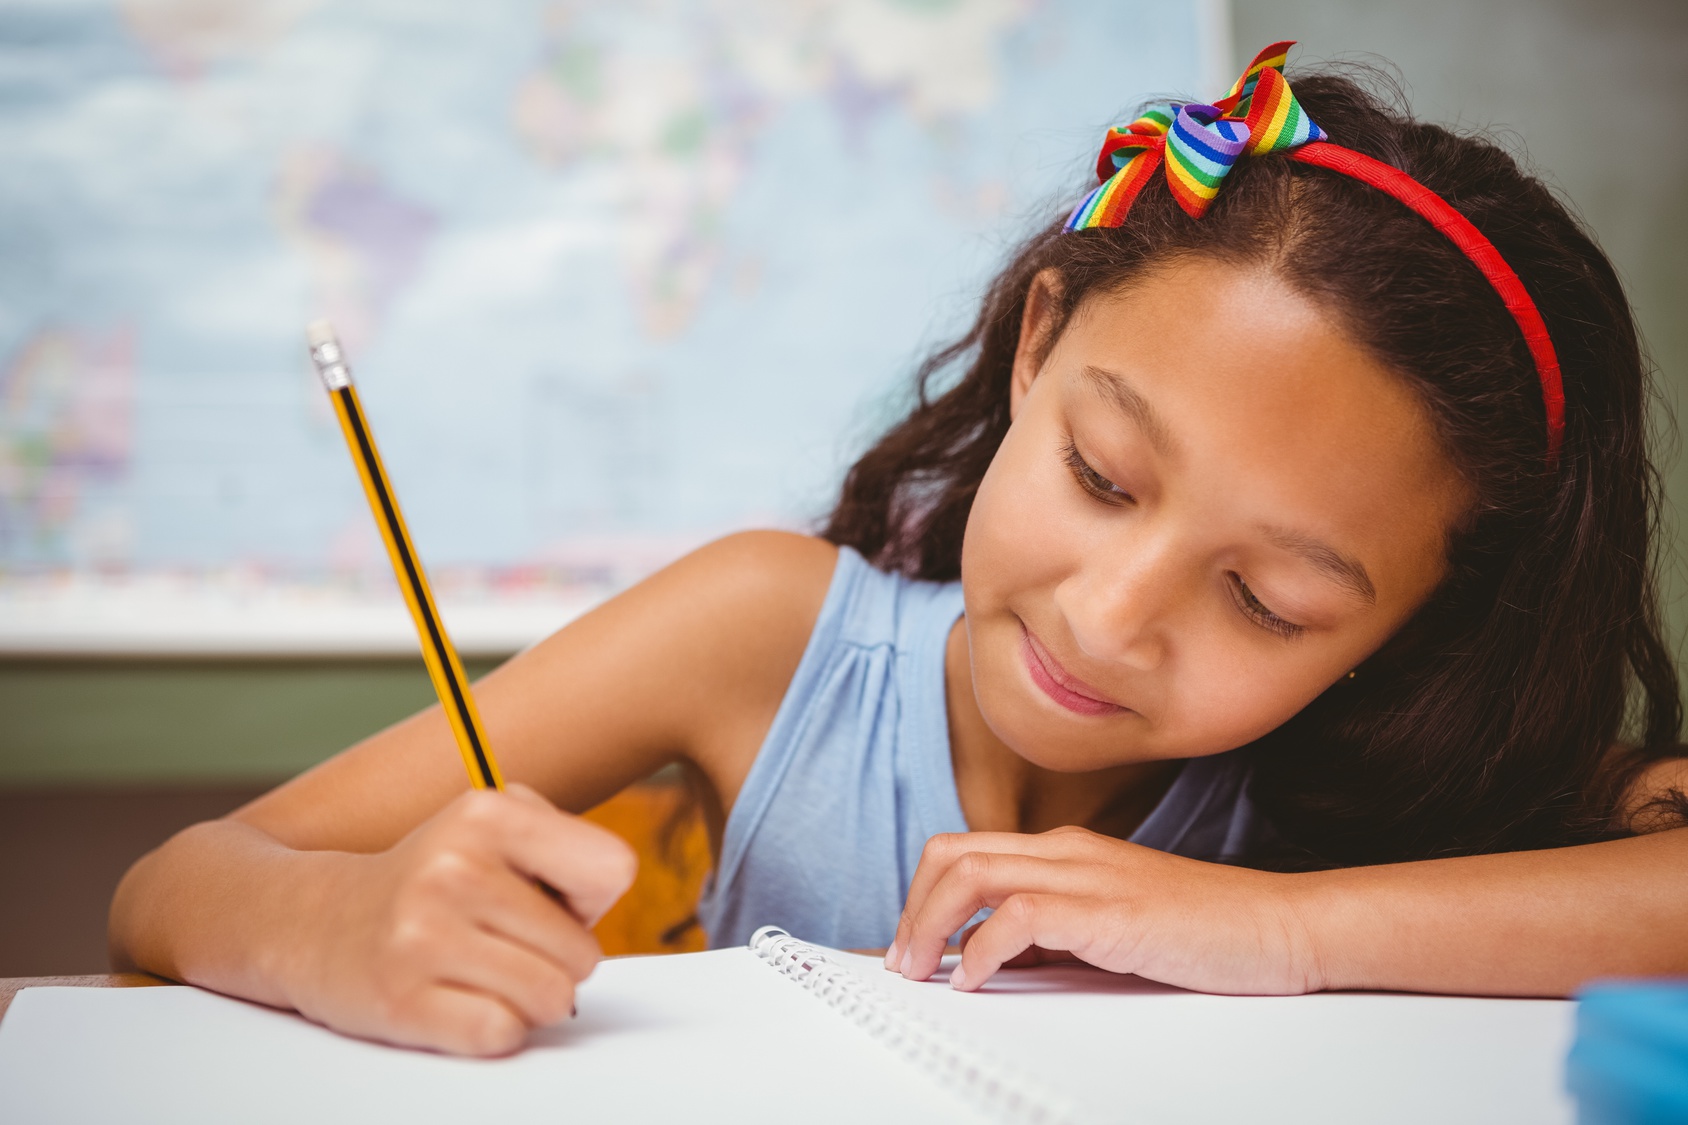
[111,46,1688,1056]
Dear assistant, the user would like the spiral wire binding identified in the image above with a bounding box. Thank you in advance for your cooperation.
[748,926,1076,1125]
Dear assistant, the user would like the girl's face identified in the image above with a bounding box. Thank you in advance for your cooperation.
[961,257,1470,771]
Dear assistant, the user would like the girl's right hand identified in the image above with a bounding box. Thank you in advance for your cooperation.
[280,783,637,1056]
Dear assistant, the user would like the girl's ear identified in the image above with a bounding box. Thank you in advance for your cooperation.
[1010,269,1064,420]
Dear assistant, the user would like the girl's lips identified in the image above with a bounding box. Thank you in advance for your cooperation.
[1020,626,1126,717]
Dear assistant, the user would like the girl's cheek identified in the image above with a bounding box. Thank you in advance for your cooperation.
[1177,645,1337,754]
[994,419,1071,521]
[968,438,1066,592]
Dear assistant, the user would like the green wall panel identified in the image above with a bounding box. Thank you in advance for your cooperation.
[0,658,502,785]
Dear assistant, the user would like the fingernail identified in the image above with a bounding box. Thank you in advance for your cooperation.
[883,941,900,970]
[950,963,969,991]
[899,949,914,977]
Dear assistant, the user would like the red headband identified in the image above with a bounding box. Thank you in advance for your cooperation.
[1066,42,1565,464]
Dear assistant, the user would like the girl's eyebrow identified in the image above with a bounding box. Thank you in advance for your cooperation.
[1079,365,1176,457]
[1260,525,1377,605]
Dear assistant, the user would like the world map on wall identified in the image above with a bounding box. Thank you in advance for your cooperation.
[0,0,1216,601]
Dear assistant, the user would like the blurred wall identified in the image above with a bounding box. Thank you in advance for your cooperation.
[3,0,1686,788]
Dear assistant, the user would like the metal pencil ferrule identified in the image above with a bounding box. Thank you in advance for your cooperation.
[307,330,353,391]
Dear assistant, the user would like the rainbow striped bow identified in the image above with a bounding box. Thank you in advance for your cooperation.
[1067,41,1327,229]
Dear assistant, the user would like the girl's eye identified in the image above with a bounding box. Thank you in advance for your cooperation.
[1229,574,1304,639]
[1062,440,1134,505]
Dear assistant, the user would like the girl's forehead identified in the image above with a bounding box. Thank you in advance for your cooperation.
[1056,259,1469,589]
[1066,259,1441,461]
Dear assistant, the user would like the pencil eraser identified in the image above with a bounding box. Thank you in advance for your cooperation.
[306,320,339,348]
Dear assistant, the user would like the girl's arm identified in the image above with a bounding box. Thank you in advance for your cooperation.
[889,760,1688,996]
[110,531,838,1052]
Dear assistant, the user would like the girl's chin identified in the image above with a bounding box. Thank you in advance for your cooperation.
[989,708,1150,773]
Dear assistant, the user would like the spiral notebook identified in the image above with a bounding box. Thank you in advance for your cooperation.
[0,926,1575,1124]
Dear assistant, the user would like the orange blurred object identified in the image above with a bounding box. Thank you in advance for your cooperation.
[581,776,712,955]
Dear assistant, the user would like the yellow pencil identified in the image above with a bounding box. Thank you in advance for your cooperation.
[306,321,504,792]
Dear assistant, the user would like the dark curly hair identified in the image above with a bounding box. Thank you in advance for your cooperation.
[821,67,1685,868]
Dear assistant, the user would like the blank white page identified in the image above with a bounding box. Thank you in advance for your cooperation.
[0,945,1578,1125]
[0,950,980,1125]
[828,951,1576,1125]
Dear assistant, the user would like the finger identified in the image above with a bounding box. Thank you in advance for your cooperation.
[1008,945,1082,969]
[478,873,604,980]
[437,926,581,1029]
[385,983,530,1057]
[889,829,1108,969]
[889,832,1050,969]
[484,785,640,924]
[950,894,1101,993]
[960,919,1075,968]
[900,852,1095,981]
[465,863,604,984]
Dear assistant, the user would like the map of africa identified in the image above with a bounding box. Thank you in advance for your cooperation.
[0,0,1217,621]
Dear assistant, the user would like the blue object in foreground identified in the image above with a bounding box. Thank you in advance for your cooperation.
[1568,981,1688,1124]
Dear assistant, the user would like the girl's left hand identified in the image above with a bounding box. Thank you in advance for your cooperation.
[886,827,1326,995]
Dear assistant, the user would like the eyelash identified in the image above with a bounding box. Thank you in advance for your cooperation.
[1061,439,1133,505]
[1229,575,1305,639]
[1061,438,1305,640]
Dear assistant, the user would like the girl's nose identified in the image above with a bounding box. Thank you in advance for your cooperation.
[1054,531,1186,673]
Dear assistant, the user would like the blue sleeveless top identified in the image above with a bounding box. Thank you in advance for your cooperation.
[696,546,1272,950]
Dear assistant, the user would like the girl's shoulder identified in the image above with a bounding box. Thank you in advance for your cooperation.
[668,529,840,642]
[670,532,953,660]
[642,530,841,690]
[642,531,842,799]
